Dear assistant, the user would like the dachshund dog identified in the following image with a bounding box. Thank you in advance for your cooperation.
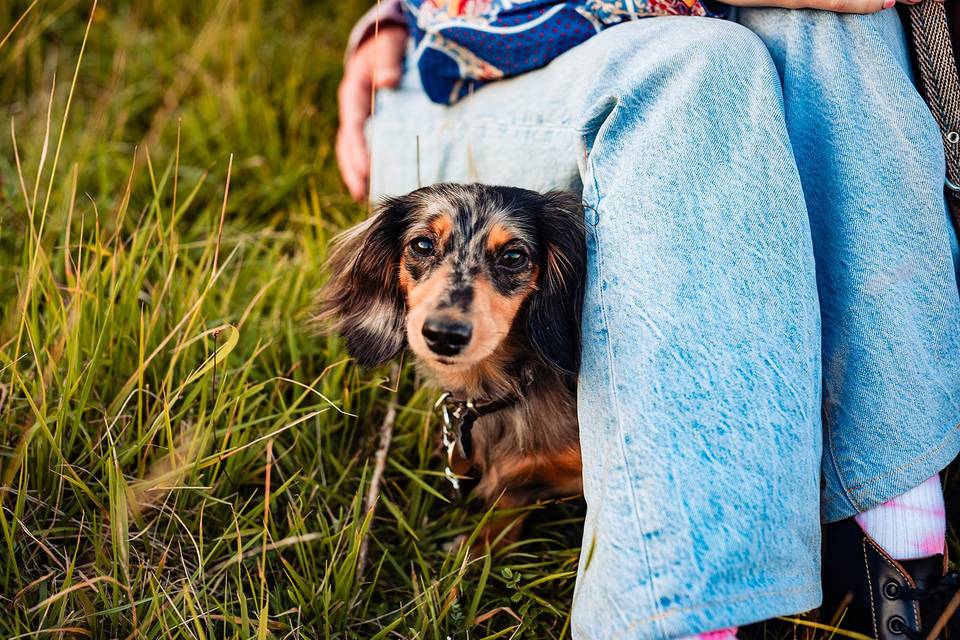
[320,183,586,546]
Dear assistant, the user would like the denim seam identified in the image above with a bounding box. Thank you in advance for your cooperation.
[840,421,960,495]
[823,403,859,515]
[582,98,666,637]
[618,584,820,634]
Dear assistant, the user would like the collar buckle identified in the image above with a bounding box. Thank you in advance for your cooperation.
[434,387,524,491]
[436,392,468,490]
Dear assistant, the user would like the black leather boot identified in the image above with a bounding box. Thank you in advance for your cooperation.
[822,518,959,640]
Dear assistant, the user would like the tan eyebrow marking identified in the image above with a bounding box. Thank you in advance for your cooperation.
[485,224,514,253]
[429,214,453,243]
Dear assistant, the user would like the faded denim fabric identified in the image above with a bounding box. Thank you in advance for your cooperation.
[739,7,960,523]
[366,11,960,639]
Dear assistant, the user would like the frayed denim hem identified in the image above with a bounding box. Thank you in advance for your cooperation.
[575,584,822,640]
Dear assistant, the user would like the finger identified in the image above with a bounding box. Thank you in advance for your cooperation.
[806,0,891,13]
[337,144,367,200]
[337,132,368,199]
[833,0,891,12]
[347,141,370,200]
[336,122,370,200]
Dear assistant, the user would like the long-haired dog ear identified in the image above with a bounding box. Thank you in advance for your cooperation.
[526,190,586,375]
[317,196,416,367]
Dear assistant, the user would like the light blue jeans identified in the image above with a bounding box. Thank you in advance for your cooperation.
[367,9,960,638]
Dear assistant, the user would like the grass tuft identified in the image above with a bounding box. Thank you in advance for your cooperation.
[0,2,579,637]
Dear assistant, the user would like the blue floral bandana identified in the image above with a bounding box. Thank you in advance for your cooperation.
[404,0,724,104]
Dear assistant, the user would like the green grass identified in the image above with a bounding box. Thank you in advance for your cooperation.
[0,1,580,637]
[0,2,956,639]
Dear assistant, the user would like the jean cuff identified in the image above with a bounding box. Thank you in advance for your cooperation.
[821,422,960,523]
[611,584,822,639]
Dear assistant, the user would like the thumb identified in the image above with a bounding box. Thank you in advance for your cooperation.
[372,61,403,89]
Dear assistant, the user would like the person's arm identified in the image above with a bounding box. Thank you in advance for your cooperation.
[345,0,406,62]
[337,2,408,200]
[726,0,933,12]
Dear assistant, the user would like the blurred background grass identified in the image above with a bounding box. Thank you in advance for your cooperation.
[0,1,956,639]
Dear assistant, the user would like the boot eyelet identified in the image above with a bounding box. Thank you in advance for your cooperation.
[888,616,907,634]
[883,581,900,599]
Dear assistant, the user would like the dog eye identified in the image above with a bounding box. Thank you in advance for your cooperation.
[499,249,528,270]
[409,237,435,257]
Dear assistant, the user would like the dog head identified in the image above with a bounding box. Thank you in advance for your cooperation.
[319,184,585,378]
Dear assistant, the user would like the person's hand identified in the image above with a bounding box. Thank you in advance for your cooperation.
[337,24,408,200]
[725,0,937,13]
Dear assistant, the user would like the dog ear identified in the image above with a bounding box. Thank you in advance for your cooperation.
[526,190,586,375]
[318,195,416,367]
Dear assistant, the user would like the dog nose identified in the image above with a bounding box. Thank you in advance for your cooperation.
[422,318,472,356]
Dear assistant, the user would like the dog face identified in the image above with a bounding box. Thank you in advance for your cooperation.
[320,184,585,377]
[400,190,547,368]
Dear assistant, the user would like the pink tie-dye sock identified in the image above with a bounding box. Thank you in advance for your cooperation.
[679,627,738,640]
[854,474,946,560]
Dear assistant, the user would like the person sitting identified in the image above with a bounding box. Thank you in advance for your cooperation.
[336,1,960,637]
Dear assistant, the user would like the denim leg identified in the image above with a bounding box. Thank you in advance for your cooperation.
[572,20,821,638]
[739,7,960,522]
[369,18,822,638]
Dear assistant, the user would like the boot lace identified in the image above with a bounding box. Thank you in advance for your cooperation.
[888,572,960,640]
[895,571,960,603]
